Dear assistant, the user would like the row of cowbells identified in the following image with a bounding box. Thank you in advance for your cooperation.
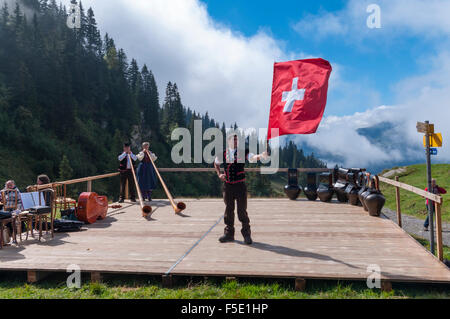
[284,169,319,201]
[318,168,386,217]
[284,168,386,217]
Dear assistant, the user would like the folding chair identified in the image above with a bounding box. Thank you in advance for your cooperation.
[28,188,55,241]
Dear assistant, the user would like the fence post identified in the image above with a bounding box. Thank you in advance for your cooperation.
[395,176,402,228]
[87,180,92,192]
[434,201,443,261]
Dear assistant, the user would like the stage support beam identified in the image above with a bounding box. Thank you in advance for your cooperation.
[381,280,392,292]
[162,274,173,288]
[27,270,50,283]
[91,272,103,283]
[295,278,306,291]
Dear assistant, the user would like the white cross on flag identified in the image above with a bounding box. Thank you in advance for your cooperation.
[267,58,332,140]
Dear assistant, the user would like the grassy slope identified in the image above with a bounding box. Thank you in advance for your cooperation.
[379,164,449,222]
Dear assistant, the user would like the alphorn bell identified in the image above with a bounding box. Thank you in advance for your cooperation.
[144,150,186,214]
[128,154,152,217]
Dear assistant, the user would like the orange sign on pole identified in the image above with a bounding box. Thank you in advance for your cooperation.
[423,133,443,148]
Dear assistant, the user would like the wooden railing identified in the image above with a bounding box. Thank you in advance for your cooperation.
[378,175,444,261]
[32,172,121,191]
[31,168,331,191]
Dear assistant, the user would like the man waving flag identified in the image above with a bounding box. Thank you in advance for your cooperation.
[267,58,332,140]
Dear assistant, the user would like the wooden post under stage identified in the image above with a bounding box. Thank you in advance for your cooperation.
[395,176,402,228]
[434,202,443,261]
[87,180,92,192]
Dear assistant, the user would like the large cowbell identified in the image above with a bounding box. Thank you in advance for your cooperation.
[333,168,349,203]
[317,172,334,202]
[303,172,318,201]
[284,168,302,200]
[345,168,364,206]
[358,172,371,212]
[364,176,386,217]
[345,172,360,206]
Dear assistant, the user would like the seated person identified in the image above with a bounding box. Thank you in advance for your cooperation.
[26,174,51,192]
[0,180,23,241]
[0,180,23,212]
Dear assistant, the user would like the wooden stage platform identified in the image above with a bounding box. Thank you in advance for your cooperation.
[1,198,449,286]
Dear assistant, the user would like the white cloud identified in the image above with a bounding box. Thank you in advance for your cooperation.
[293,0,450,40]
[293,11,349,39]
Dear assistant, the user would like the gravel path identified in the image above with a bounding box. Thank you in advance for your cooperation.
[381,208,450,246]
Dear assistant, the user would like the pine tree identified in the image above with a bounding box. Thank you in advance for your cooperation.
[128,58,141,93]
[85,7,102,56]
[141,64,160,132]
[1,2,8,27]
[59,155,74,181]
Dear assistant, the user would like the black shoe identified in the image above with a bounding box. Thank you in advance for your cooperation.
[243,235,253,245]
[118,199,124,203]
[130,199,137,203]
[219,235,234,243]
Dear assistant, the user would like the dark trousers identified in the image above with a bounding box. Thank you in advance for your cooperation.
[120,170,136,200]
[223,182,251,237]
[424,203,434,228]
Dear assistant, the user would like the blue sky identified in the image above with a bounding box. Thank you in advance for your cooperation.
[201,0,435,117]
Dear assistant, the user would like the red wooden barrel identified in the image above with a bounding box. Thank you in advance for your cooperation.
[76,192,108,224]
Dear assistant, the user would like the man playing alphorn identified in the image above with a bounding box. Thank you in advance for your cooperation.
[118,143,137,203]
[214,134,268,245]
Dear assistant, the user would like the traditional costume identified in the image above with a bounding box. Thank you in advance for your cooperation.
[137,150,158,201]
[118,151,137,202]
[215,147,257,244]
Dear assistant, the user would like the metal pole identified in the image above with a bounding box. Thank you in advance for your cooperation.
[425,120,435,255]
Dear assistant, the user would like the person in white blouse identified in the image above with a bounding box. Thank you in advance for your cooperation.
[136,142,158,201]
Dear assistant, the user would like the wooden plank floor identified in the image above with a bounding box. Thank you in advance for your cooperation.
[1,198,449,284]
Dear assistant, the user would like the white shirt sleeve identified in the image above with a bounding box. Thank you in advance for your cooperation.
[137,152,145,161]
[150,152,157,161]
[118,152,127,161]
[214,156,221,165]
[247,152,257,163]
[130,153,137,161]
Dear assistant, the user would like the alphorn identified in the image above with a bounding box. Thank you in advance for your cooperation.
[128,154,152,217]
[144,150,186,214]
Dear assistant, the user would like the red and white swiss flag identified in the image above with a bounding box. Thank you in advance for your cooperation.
[267,58,332,140]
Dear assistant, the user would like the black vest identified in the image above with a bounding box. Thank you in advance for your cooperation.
[118,154,135,171]
[222,149,249,184]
